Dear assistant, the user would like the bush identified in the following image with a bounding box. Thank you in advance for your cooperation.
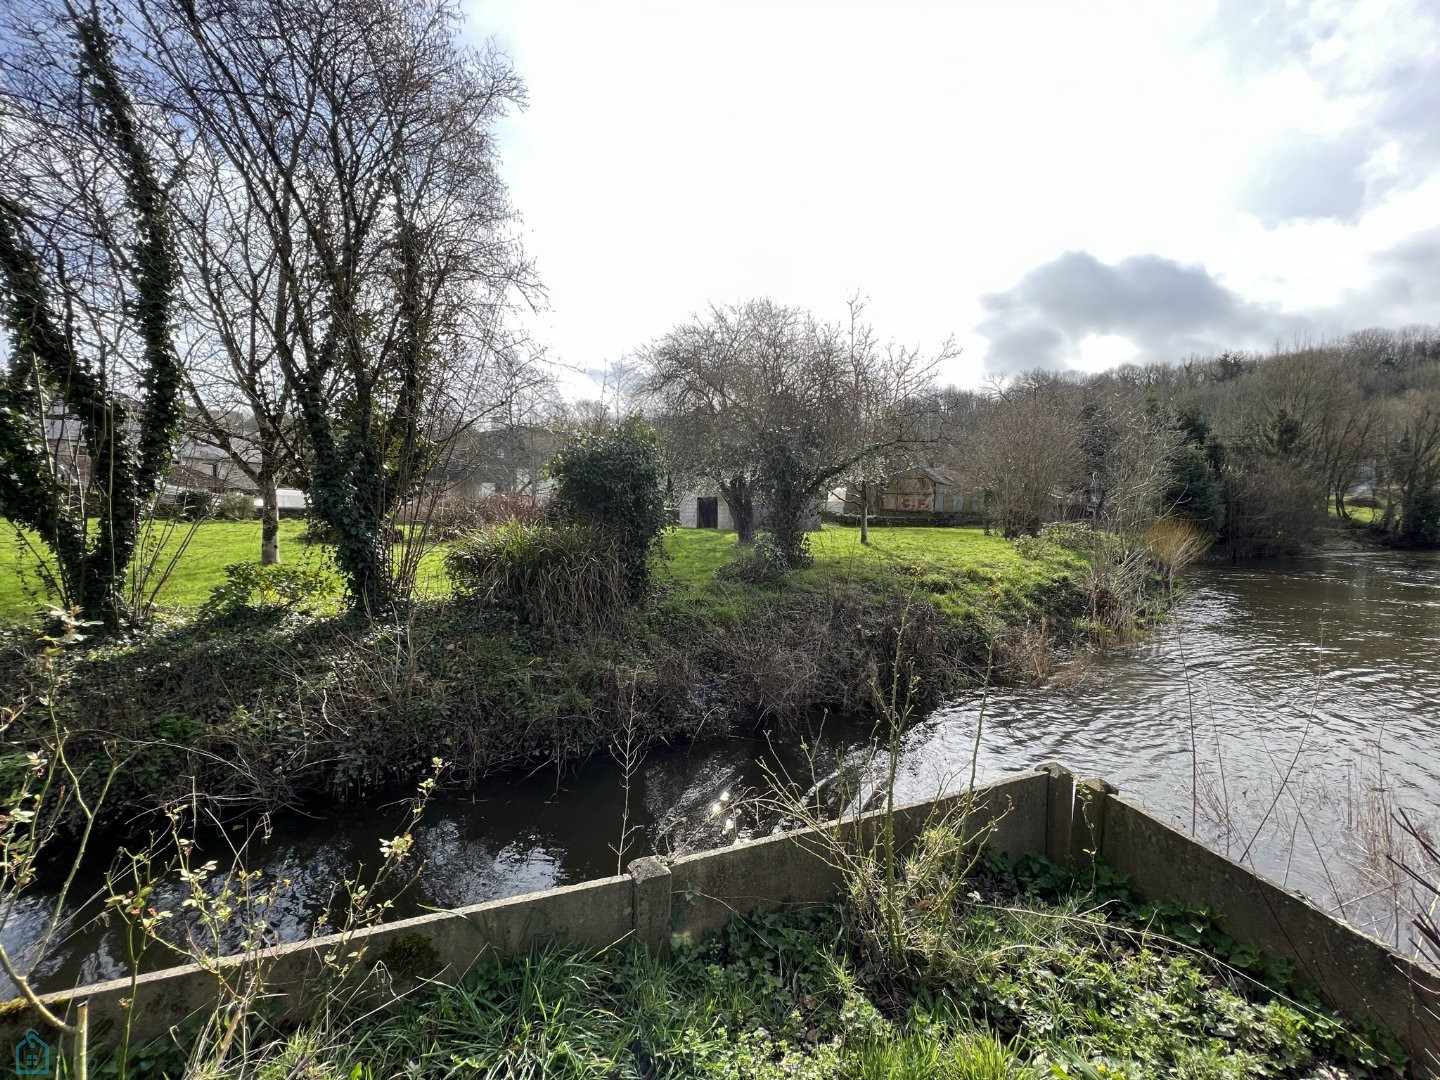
[153,489,216,521]
[420,491,547,540]
[714,535,790,586]
[217,491,256,520]
[201,561,336,617]
[549,418,669,601]
[1399,485,1440,546]
[446,520,626,628]
[1013,520,1093,559]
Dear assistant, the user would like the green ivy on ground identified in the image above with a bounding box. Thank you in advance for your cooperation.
[125,854,1405,1079]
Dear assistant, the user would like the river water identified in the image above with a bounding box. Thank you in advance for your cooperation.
[6,548,1439,994]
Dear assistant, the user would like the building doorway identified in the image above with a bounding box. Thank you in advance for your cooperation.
[697,497,719,529]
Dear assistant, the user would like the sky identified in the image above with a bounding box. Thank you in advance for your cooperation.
[465,0,1440,391]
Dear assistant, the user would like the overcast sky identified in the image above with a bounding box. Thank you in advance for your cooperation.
[468,0,1440,390]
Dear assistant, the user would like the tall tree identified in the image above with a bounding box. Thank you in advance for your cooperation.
[642,298,948,563]
[174,153,308,564]
[967,374,1081,538]
[139,0,535,610]
[0,2,186,629]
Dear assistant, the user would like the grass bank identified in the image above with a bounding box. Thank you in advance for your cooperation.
[130,852,1403,1079]
[2,524,1166,816]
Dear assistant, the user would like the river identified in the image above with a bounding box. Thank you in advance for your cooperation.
[5,548,1439,994]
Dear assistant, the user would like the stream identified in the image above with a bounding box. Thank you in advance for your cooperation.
[5,548,1439,995]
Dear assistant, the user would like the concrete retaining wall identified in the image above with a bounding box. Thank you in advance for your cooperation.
[4,766,1437,1076]
[1099,789,1440,1073]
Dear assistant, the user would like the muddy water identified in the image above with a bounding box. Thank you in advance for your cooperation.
[6,549,1439,994]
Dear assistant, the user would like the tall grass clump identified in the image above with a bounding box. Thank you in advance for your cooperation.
[447,520,626,628]
[1144,515,1214,591]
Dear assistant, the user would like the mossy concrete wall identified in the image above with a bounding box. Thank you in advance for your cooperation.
[4,766,1436,1076]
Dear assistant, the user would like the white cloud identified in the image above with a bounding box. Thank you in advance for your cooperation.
[466,0,1440,384]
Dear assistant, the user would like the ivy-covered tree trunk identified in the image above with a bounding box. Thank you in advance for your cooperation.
[759,442,814,569]
[287,369,399,614]
[719,475,757,545]
[0,12,184,631]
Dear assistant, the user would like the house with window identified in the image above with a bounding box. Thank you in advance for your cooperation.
[841,466,984,521]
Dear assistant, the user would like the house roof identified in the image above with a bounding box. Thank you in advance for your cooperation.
[892,465,964,486]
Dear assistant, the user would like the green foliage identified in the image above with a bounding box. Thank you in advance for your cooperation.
[758,440,815,569]
[1163,442,1227,535]
[713,534,792,586]
[1012,521,1093,559]
[216,491,255,521]
[1397,483,1440,546]
[201,561,337,617]
[549,416,670,600]
[446,520,626,627]
[173,854,1396,1079]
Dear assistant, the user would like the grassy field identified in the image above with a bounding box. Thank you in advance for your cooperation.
[660,525,1092,632]
[3,523,1077,624]
[1331,503,1382,525]
[0,520,450,622]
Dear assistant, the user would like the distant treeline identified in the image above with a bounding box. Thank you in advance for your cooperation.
[919,326,1440,556]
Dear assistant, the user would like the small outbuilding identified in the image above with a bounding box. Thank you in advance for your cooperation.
[677,485,735,530]
[675,482,822,531]
[844,466,983,517]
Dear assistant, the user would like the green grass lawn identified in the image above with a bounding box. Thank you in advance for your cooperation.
[1330,503,1381,525]
[1,521,1083,625]
[0,520,451,622]
[661,525,1090,626]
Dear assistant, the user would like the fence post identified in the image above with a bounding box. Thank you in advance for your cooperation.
[1036,762,1075,865]
[629,857,673,956]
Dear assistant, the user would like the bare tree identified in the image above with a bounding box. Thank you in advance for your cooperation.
[967,374,1082,538]
[641,301,769,543]
[834,297,957,545]
[175,153,308,564]
[136,0,537,609]
[1076,384,1179,534]
[641,297,949,560]
[1378,385,1440,545]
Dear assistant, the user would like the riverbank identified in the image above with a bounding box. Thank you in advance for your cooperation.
[0,526,1168,818]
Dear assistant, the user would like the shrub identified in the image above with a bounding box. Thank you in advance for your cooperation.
[202,562,336,617]
[1013,520,1092,559]
[153,489,215,521]
[446,520,626,628]
[217,491,256,521]
[420,491,547,540]
[714,534,790,586]
[1399,485,1440,546]
[549,417,669,601]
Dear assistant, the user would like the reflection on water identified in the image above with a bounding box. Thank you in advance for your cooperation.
[5,549,1439,994]
[913,550,1440,951]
